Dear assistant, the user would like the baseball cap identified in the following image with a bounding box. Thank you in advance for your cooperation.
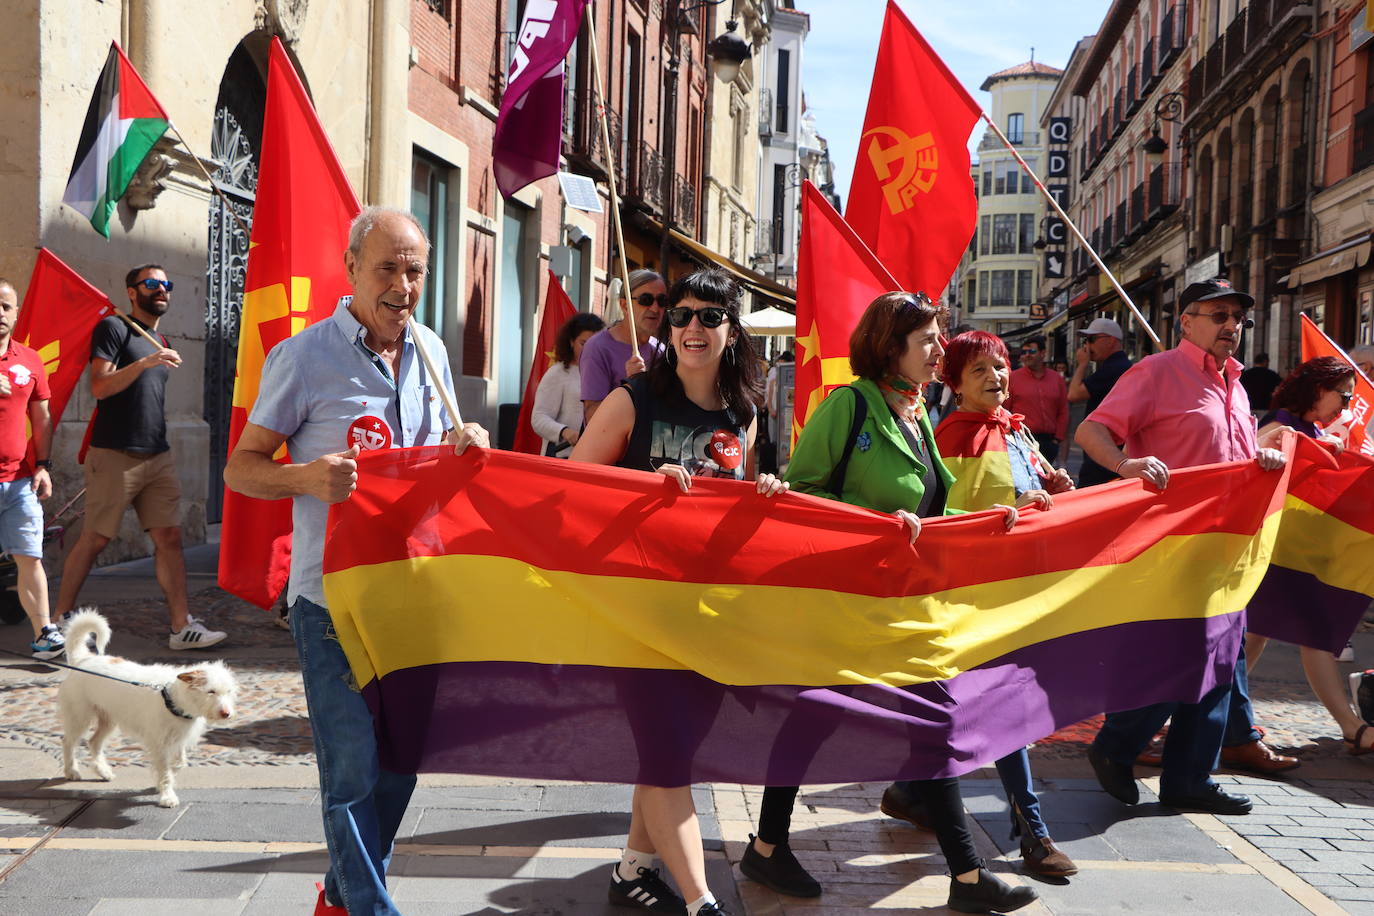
[1081,317,1123,340]
[1179,277,1255,310]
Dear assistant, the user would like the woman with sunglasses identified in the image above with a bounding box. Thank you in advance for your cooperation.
[740,293,1036,915]
[1243,357,1373,755]
[581,269,668,424]
[932,331,1077,879]
[573,268,785,916]
[531,311,606,457]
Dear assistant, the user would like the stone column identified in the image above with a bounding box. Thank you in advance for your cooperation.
[367,0,409,207]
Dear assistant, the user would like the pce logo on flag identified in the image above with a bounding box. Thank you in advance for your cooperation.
[863,125,939,216]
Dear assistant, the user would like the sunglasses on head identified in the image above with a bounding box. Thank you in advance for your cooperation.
[635,292,668,309]
[1186,307,1254,329]
[665,305,729,329]
[136,278,173,292]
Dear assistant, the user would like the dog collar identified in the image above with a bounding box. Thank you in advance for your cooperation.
[160,686,196,720]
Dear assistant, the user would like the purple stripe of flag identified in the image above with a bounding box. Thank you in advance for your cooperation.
[363,612,1243,785]
[1247,564,1371,656]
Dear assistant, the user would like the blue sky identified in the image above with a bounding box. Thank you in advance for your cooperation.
[800,0,1112,205]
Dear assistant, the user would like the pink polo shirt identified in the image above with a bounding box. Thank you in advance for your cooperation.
[1007,366,1069,439]
[1086,337,1258,469]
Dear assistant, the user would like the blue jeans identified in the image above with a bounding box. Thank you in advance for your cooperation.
[995,748,1047,840]
[291,597,416,915]
[1092,679,1232,797]
[1222,633,1262,748]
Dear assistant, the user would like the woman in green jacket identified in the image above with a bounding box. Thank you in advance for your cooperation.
[739,292,1033,915]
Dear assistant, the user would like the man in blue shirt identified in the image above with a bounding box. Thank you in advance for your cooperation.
[225,207,487,916]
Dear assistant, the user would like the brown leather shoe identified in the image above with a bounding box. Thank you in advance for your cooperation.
[1021,836,1078,877]
[1221,739,1300,775]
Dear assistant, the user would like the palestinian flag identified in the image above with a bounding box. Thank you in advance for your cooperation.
[63,42,170,238]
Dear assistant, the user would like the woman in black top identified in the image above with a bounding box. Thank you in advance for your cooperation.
[572,269,786,916]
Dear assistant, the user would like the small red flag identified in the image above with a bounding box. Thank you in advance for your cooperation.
[14,249,115,431]
[793,181,901,442]
[1300,315,1374,457]
[845,1,981,298]
[513,272,578,455]
[218,38,362,609]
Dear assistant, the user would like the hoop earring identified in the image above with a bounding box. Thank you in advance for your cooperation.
[724,346,736,366]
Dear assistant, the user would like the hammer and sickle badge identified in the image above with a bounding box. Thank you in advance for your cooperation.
[863,126,940,216]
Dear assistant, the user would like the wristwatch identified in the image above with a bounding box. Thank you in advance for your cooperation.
[34,460,52,470]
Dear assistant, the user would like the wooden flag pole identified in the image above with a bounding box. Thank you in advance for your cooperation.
[165,121,255,241]
[407,317,463,431]
[583,5,639,351]
[981,112,1163,351]
[116,310,175,356]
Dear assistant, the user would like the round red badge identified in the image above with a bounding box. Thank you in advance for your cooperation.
[348,415,393,451]
[706,429,743,470]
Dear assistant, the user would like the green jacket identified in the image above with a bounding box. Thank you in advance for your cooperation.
[784,377,958,515]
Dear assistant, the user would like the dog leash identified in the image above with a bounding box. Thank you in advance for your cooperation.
[0,647,197,719]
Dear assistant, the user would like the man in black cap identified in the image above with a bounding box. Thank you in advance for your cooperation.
[1075,277,1294,815]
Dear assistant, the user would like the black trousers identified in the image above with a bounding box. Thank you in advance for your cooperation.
[758,779,980,874]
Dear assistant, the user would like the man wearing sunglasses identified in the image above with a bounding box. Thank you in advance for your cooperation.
[580,269,666,424]
[53,264,227,651]
[1068,317,1131,487]
[1076,277,1295,817]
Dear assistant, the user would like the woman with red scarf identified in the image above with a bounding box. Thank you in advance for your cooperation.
[933,330,1078,878]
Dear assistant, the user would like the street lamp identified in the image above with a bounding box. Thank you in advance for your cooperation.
[706,17,752,84]
[1143,91,1185,167]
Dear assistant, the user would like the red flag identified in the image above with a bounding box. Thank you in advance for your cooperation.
[218,38,362,609]
[793,181,900,442]
[1299,314,1374,457]
[513,272,578,454]
[14,249,115,430]
[845,1,981,298]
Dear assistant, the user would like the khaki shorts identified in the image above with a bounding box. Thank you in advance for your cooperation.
[84,447,182,538]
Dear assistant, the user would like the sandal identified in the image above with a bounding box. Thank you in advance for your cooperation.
[1345,723,1373,756]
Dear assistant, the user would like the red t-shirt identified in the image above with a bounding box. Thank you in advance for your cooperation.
[0,341,51,481]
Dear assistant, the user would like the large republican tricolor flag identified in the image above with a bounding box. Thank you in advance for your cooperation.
[513,272,578,454]
[493,0,592,198]
[1299,314,1374,457]
[845,1,981,298]
[63,42,170,238]
[218,38,361,609]
[793,181,899,441]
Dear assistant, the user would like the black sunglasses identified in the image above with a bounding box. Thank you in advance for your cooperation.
[136,278,173,292]
[665,305,729,329]
[1186,308,1253,329]
[1338,390,1355,405]
[635,293,668,309]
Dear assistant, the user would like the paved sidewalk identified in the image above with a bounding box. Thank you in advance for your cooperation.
[0,536,1371,914]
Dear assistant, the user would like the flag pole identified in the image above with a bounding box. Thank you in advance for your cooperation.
[583,6,639,351]
[980,112,1163,351]
[407,317,464,432]
[116,311,172,353]
[164,122,255,241]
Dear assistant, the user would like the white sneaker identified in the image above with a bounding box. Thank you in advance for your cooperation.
[169,616,227,650]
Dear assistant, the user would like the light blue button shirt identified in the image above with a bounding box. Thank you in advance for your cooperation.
[248,297,458,606]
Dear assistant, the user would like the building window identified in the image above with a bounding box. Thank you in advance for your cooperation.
[1020,158,1036,194]
[980,215,991,256]
[990,270,1015,307]
[1007,113,1025,144]
[733,105,746,189]
[1017,269,1033,305]
[776,49,791,133]
[983,170,993,196]
[966,277,977,313]
[992,214,1017,254]
[410,149,449,336]
[978,271,989,308]
[1019,213,1037,253]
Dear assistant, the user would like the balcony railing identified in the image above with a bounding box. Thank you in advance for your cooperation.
[1247,0,1271,45]
[585,108,623,186]
[1127,67,1141,117]
[676,175,696,234]
[1102,215,1114,250]
[1224,10,1248,71]
[1204,34,1226,88]
[1129,182,1146,238]
[1114,201,1127,246]
[1147,162,1182,219]
[1190,0,1313,114]
[1159,2,1186,69]
[1187,61,1205,110]
[1354,104,1374,172]
[1142,39,1158,92]
[625,140,664,211]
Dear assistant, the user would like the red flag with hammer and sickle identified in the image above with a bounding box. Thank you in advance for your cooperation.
[846,1,980,299]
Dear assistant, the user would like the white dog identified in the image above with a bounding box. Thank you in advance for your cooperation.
[59,609,238,807]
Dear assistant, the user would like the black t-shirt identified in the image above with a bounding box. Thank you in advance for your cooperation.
[1240,366,1283,411]
[618,375,752,479]
[89,315,170,454]
[1078,350,1133,487]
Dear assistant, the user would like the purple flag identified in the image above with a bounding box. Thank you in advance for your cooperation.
[494,0,591,198]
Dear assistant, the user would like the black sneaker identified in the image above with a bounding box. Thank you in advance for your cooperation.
[608,865,687,914]
[1351,670,1374,725]
[948,868,1038,914]
[879,781,932,828]
[739,834,822,897]
[696,905,732,916]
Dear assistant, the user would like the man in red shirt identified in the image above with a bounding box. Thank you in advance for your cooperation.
[1007,335,1068,463]
[0,279,60,659]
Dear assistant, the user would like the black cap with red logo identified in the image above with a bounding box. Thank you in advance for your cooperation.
[1179,277,1255,311]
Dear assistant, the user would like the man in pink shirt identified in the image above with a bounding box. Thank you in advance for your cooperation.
[1007,335,1068,463]
[1076,278,1292,816]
